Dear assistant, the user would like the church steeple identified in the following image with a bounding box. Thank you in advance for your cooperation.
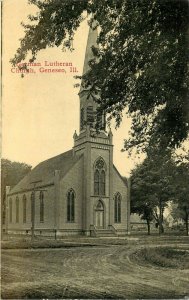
[82,25,98,78]
[79,25,105,132]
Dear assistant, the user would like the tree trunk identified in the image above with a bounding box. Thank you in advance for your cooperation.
[159,222,164,234]
[147,219,151,235]
[159,202,164,235]
[185,210,189,236]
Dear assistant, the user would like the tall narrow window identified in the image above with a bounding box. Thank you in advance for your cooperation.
[67,189,75,222]
[16,196,19,223]
[87,105,94,127]
[96,111,106,130]
[94,158,106,196]
[114,193,121,223]
[31,192,34,222]
[102,111,106,130]
[100,170,105,195]
[9,198,12,223]
[39,191,44,223]
[23,195,27,223]
[94,170,100,195]
[80,108,84,130]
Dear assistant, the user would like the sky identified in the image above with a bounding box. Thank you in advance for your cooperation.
[2,0,144,177]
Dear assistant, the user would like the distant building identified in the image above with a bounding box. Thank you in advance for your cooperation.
[164,214,184,228]
[5,26,130,237]
[130,213,147,231]
[130,213,155,231]
[164,202,185,228]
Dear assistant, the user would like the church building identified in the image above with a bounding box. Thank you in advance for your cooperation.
[5,26,130,237]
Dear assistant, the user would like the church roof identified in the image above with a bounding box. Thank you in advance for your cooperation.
[121,176,129,188]
[113,166,128,188]
[9,150,82,195]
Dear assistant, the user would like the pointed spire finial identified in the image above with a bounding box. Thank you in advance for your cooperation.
[108,128,113,143]
[73,130,78,140]
[82,22,98,77]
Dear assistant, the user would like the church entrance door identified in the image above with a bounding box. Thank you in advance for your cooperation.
[95,200,104,229]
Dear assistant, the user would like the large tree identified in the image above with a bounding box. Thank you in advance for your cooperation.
[172,150,189,235]
[11,0,189,152]
[1,159,32,229]
[131,163,154,235]
[131,149,175,234]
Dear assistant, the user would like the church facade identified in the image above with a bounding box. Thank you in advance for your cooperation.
[5,26,130,237]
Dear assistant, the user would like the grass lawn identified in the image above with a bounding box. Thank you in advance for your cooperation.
[1,235,189,299]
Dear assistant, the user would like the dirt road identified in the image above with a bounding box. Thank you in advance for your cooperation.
[1,236,189,299]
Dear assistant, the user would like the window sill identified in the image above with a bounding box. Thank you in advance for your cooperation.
[92,195,107,198]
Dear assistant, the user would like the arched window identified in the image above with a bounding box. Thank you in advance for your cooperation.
[23,195,27,223]
[80,108,84,130]
[100,170,105,195]
[31,192,34,222]
[97,111,106,130]
[67,189,75,222]
[87,105,94,127]
[16,196,19,223]
[96,200,104,211]
[39,191,44,223]
[114,193,121,223]
[94,170,100,195]
[9,198,12,223]
[94,158,106,196]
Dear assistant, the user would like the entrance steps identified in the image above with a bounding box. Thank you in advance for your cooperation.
[96,229,117,237]
[90,226,117,237]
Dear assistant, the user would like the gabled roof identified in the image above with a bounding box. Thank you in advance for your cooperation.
[121,176,129,188]
[9,150,83,195]
[113,165,128,188]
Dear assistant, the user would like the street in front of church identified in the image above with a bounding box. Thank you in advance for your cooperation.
[1,235,189,299]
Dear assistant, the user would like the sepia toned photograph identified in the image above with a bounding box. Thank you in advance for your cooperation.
[1,0,189,299]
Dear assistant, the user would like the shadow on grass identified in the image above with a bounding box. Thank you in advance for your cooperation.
[2,284,120,299]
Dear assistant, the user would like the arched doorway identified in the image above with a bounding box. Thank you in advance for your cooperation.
[95,200,104,229]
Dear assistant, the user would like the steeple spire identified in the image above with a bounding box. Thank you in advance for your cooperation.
[82,25,98,76]
[79,23,105,132]
[79,24,98,95]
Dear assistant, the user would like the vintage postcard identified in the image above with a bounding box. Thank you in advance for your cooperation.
[1,0,189,299]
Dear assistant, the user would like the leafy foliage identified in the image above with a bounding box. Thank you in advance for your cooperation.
[131,149,176,233]
[11,0,189,152]
[131,148,189,235]
[1,159,32,224]
[171,150,189,235]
